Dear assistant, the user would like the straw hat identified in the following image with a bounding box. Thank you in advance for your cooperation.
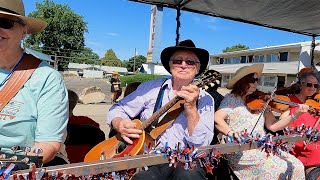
[160,39,209,75]
[0,0,47,33]
[112,71,119,75]
[226,64,264,89]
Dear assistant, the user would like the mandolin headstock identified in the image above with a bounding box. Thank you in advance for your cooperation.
[0,146,43,171]
[194,69,222,90]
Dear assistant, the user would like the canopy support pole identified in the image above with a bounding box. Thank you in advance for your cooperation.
[175,5,181,45]
[174,0,193,45]
[310,35,316,68]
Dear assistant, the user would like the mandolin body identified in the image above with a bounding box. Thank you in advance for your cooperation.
[84,119,155,162]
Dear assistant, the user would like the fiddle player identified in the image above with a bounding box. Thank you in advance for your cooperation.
[279,70,320,179]
[107,40,215,180]
[214,64,305,179]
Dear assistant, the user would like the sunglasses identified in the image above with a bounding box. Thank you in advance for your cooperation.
[171,59,200,66]
[0,18,23,29]
[249,77,259,83]
[303,82,319,88]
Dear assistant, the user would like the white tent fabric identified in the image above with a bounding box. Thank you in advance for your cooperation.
[140,63,171,75]
[129,0,320,36]
[209,61,299,75]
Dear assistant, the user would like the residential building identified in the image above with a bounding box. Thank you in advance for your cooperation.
[209,41,320,92]
[67,63,128,78]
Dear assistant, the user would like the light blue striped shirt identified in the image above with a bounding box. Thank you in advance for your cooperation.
[107,78,215,149]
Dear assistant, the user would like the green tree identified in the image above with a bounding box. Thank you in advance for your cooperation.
[124,55,147,72]
[69,47,99,65]
[25,0,87,70]
[100,49,123,67]
[222,44,249,53]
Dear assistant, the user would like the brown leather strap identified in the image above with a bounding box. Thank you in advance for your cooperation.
[0,54,41,110]
[149,100,185,139]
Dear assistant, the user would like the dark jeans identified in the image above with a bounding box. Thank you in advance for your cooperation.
[132,163,207,180]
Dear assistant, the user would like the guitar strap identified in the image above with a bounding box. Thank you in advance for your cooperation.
[148,78,186,139]
[0,54,41,111]
[146,79,168,133]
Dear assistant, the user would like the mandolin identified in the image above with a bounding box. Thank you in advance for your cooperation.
[84,70,222,162]
[0,148,43,171]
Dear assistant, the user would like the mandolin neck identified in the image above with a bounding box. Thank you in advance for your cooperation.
[138,96,182,130]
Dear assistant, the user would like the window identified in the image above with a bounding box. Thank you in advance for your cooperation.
[222,74,231,81]
[222,74,231,85]
[254,55,264,63]
[248,55,253,63]
[233,57,240,64]
[225,58,232,64]
[279,52,288,61]
[240,56,247,63]
[265,54,278,62]
[271,53,278,62]
[263,76,277,87]
[219,58,224,64]
[266,54,271,62]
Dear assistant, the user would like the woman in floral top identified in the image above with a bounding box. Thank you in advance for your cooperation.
[214,64,306,179]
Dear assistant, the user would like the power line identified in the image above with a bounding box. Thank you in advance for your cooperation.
[27,46,88,53]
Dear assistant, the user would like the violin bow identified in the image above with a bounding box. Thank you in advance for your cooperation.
[249,87,277,135]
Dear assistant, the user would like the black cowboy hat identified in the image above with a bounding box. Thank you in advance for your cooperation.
[160,39,209,75]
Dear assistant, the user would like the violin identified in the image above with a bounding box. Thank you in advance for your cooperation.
[309,93,320,103]
[246,90,291,113]
[246,90,320,116]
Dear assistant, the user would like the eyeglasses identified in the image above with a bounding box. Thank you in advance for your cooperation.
[170,59,200,66]
[302,82,319,88]
[0,18,23,29]
[249,77,259,84]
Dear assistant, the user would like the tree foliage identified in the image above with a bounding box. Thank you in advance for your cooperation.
[124,55,147,72]
[100,49,123,67]
[25,0,88,70]
[119,73,163,87]
[222,44,249,53]
[69,47,99,65]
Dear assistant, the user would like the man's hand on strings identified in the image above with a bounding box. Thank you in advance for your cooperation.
[177,84,199,108]
[112,118,142,144]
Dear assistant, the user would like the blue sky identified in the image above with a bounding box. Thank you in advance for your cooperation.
[24,0,314,61]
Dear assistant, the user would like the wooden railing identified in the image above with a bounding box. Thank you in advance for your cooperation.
[10,135,306,179]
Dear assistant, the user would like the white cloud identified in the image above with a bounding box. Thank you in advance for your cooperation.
[190,15,218,31]
[206,17,217,31]
[106,32,119,37]
[87,41,102,47]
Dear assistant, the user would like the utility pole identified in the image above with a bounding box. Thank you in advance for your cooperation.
[54,53,58,70]
[133,48,137,72]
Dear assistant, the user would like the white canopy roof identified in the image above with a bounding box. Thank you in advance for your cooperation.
[129,0,320,36]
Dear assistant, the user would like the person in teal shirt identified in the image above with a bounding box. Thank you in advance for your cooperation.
[0,0,68,166]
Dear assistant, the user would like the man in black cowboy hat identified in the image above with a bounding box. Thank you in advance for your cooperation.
[107,39,215,179]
